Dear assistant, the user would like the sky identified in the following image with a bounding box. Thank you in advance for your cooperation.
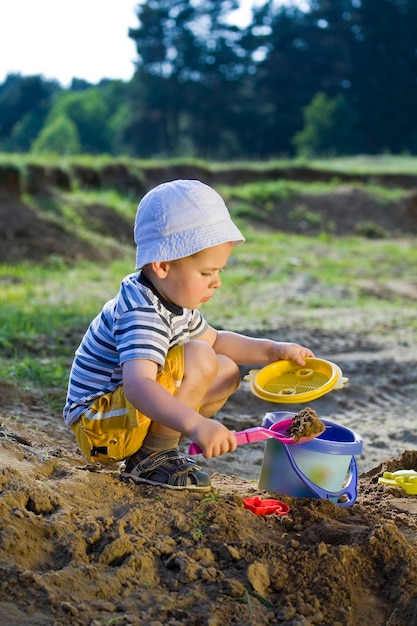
[0,0,268,88]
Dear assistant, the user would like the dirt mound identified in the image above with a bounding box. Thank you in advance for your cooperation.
[0,194,129,265]
[1,318,417,626]
[1,162,417,265]
[247,185,417,237]
[1,410,417,626]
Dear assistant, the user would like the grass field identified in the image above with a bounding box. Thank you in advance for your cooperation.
[0,154,416,411]
[1,226,416,410]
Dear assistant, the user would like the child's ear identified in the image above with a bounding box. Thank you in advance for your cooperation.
[152,261,170,278]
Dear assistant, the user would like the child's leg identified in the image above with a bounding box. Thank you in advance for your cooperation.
[177,341,240,416]
[198,353,241,417]
[120,341,240,491]
[147,340,240,438]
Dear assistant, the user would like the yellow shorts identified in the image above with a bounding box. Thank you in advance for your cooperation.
[71,345,184,463]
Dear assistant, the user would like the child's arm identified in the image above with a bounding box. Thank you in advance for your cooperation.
[201,327,314,366]
[122,358,237,458]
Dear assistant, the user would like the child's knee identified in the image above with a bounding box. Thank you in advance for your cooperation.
[218,354,241,392]
[184,340,219,380]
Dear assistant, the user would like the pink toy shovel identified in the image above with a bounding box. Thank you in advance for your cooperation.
[188,416,324,455]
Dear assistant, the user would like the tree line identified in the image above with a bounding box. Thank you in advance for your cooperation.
[1,0,416,160]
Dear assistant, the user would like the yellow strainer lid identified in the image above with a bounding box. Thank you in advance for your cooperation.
[245,358,348,403]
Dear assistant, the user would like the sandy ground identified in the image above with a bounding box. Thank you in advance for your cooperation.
[1,324,417,626]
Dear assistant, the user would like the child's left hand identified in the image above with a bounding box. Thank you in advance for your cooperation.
[270,342,315,366]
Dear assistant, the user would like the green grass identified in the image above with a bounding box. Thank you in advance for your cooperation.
[0,226,415,410]
[219,179,408,226]
[227,178,407,202]
[27,188,138,221]
[202,226,417,331]
[2,229,413,333]
[1,153,416,411]
[0,258,133,407]
[309,154,417,174]
[3,152,417,175]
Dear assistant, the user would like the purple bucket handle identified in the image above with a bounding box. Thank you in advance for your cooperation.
[283,446,358,508]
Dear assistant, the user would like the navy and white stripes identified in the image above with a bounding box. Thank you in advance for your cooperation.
[63,272,207,426]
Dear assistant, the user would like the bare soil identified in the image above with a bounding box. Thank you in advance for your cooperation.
[1,328,417,626]
[1,169,417,265]
[1,169,417,625]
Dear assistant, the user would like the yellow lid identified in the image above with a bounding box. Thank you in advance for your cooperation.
[245,358,348,403]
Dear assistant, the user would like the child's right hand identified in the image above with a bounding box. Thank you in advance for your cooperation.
[188,418,237,459]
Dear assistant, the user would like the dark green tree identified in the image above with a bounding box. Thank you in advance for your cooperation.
[292,91,362,156]
[2,0,417,158]
[3,109,47,152]
[126,0,248,157]
[246,0,359,156]
[31,115,81,155]
[0,74,58,149]
[42,81,130,155]
[349,0,417,153]
[47,89,111,154]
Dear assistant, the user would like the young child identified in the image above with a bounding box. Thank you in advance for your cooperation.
[64,179,314,492]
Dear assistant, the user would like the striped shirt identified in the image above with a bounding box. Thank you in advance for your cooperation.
[63,272,208,426]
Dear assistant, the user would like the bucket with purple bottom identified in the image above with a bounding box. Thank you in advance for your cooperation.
[258,412,363,508]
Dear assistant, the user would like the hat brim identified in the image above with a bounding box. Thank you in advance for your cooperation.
[135,217,244,269]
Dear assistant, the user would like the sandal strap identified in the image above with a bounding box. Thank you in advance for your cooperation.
[134,449,195,473]
[120,448,210,491]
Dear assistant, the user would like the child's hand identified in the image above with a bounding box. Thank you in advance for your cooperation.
[188,418,237,459]
[271,342,315,366]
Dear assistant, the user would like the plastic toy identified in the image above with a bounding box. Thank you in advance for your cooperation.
[378,470,417,495]
[243,496,290,516]
[188,414,322,455]
[244,357,348,404]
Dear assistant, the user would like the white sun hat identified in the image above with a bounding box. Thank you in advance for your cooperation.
[134,179,245,270]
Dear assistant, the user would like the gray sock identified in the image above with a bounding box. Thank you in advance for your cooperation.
[139,431,180,455]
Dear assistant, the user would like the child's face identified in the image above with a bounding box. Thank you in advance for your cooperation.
[159,242,233,309]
